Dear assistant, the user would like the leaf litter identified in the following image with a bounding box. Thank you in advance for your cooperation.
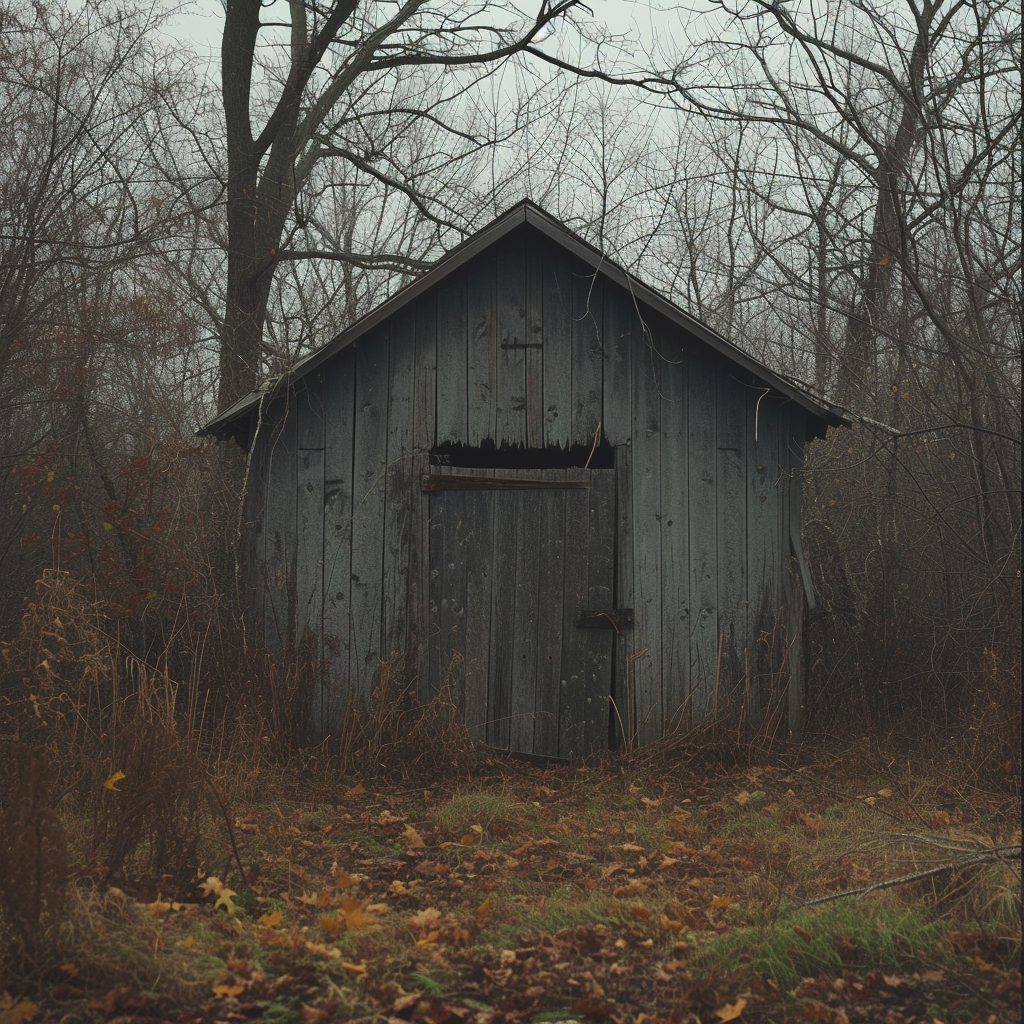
[9,756,1020,1023]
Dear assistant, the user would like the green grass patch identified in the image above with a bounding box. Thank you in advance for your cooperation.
[695,899,952,989]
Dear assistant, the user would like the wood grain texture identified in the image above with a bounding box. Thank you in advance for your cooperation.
[436,273,467,445]
[659,340,690,733]
[542,243,572,449]
[495,231,527,446]
[349,334,389,709]
[466,249,496,445]
[717,369,748,718]
[322,349,356,735]
[687,349,718,721]
[630,323,663,745]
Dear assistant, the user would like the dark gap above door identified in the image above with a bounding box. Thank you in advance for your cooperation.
[431,439,614,470]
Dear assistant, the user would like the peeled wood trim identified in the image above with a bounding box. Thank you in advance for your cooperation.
[420,473,589,492]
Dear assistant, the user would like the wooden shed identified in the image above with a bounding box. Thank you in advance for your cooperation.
[205,201,847,758]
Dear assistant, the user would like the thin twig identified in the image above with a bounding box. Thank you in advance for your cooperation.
[802,844,1021,907]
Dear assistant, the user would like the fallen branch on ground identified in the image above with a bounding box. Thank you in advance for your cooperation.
[802,843,1021,907]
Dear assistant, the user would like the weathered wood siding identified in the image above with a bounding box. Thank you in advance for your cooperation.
[246,223,812,753]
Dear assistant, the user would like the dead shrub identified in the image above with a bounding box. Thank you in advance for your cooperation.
[0,744,69,960]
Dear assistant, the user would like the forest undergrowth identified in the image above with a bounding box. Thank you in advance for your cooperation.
[0,573,1019,1024]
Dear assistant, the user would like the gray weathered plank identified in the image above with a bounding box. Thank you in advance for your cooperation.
[262,398,298,652]
[509,485,541,754]
[558,472,591,758]
[495,232,528,446]
[611,443,635,747]
[349,333,389,709]
[533,475,566,758]
[581,467,615,754]
[542,244,572,449]
[717,369,748,721]
[466,250,496,445]
[659,341,690,733]
[571,263,604,447]
[630,327,663,745]
[435,272,467,445]
[297,446,325,735]
[487,468,519,749]
[525,244,545,446]
[322,349,356,735]
[383,312,416,667]
[746,389,783,733]
[601,282,634,447]
[687,348,718,721]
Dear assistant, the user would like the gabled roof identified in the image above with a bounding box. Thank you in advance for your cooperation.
[202,200,849,439]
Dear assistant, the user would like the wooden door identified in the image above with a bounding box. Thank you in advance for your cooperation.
[425,466,615,758]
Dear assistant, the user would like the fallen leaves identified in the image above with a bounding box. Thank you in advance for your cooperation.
[0,993,37,1024]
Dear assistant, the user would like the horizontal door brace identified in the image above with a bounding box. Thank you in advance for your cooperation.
[421,473,590,492]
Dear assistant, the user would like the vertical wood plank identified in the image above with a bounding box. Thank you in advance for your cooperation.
[571,263,604,447]
[509,485,541,754]
[582,468,615,754]
[786,406,809,740]
[436,273,467,445]
[296,446,325,735]
[383,312,415,665]
[611,443,634,748]
[542,244,572,449]
[466,250,496,445]
[487,469,519,750]
[495,232,527,446]
[459,485,495,740]
[717,369,748,722]
[525,242,545,446]
[262,399,297,653]
[688,349,718,721]
[602,283,634,447]
[746,389,783,733]
[630,329,663,745]
[659,344,690,734]
[533,473,566,758]
[322,349,356,736]
[349,335,389,709]
[411,298,437,692]
[559,471,590,757]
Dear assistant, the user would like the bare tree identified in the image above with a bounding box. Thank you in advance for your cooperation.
[214,0,595,411]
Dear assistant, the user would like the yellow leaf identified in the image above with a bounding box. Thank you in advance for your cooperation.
[59,963,78,976]
[403,824,426,850]
[409,907,442,930]
[319,914,343,937]
[734,790,751,806]
[258,909,283,928]
[0,992,38,1024]
[389,880,411,896]
[339,896,377,931]
[711,896,737,908]
[341,961,367,976]
[715,997,747,1021]
[103,770,125,792]
[212,982,245,999]
[215,888,239,914]
[181,935,195,949]
[476,898,491,920]
[148,899,172,916]
[877,788,893,798]
[334,869,359,890]
[199,876,224,898]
